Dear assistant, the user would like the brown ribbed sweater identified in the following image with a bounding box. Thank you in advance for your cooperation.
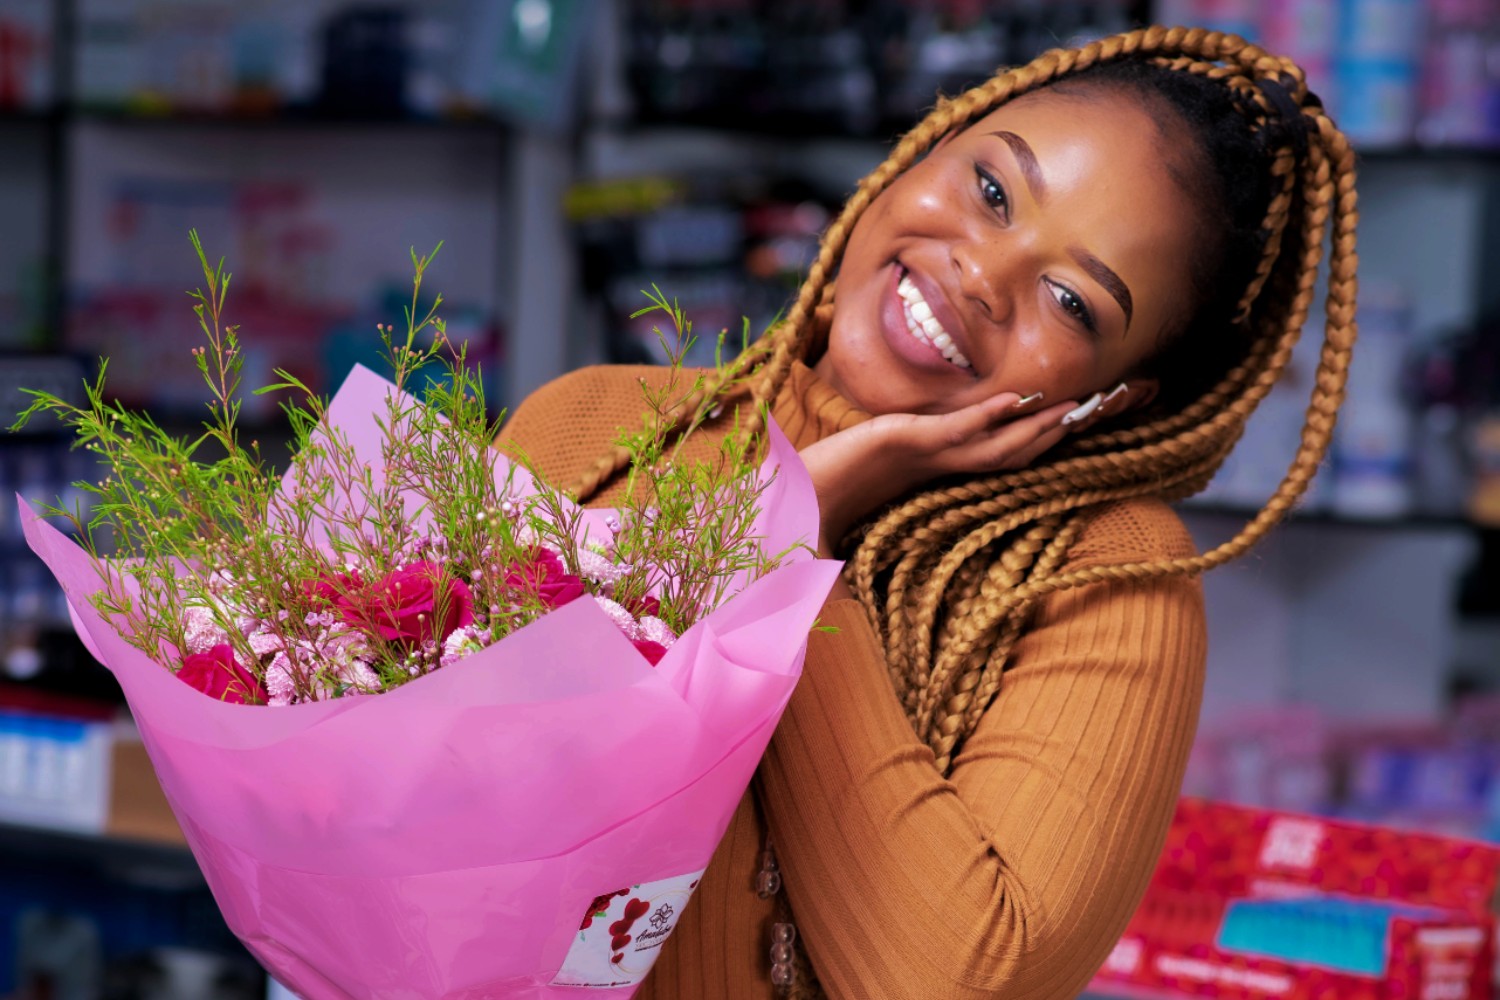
[497,361,1207,1000]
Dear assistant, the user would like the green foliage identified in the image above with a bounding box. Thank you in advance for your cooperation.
[12,234,799,702]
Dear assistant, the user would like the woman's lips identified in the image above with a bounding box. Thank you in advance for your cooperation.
[881,264,973,375]
[903,267,975,369]
[897,274,971,367]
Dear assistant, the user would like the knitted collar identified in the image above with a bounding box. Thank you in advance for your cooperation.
[769,360,870,451]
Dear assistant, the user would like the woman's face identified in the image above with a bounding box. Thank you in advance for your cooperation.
[818,86,1201,417]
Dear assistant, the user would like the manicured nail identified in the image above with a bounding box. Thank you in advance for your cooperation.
[1012,392,1044,409]
[1101,382,1129,407]
[1061,392,1104,425]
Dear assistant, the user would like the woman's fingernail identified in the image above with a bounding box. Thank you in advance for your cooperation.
[1012,392,1044,409]
[1061,393,1104,425]
[1102,382,1129,406]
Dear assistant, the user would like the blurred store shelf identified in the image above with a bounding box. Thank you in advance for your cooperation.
[0,820,198,888]
[0,110,57,125]
[1178,499,1477,532]
[66,107,515,131]
[1358,144,1500,163]
[590,117,1500,161]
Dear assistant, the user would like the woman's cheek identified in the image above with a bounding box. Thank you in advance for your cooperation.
[1008,330,1095,400]
[909,180,953,220]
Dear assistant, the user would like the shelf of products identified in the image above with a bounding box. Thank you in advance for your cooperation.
[62,108,515,129]
[0,0,579,369]
[567,0,1500,536]
[580,117,1500,163]
[0,680,259,997]
[0,5,579,995]
[612,0,1500,149]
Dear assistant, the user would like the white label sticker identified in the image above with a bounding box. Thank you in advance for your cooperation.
[551,869,706,989]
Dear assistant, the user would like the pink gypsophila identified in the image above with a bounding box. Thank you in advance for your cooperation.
[440,624,489,669]
[637,616,676,649]
[246,626,286,658]
[591,596,640,640]
[340,659,381,693]
[317,629,381,695]
[264,653,296,707]
[576,548,631,588]
[182,603,230,654]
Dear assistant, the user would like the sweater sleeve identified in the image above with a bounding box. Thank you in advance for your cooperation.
[494,364,717,504]
[757,502,1207,1000]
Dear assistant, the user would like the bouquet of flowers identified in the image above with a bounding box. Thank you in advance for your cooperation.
[14,237,839,998]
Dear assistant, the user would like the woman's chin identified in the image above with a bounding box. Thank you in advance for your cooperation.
[828,300,954,414]
[831,353,938,416]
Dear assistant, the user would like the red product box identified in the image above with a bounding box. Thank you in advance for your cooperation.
[1091,798,1500,1000]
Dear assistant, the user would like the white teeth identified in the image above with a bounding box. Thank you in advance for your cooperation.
[897,273,970,370]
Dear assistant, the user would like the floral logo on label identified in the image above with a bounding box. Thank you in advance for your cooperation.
[551,869,707,989]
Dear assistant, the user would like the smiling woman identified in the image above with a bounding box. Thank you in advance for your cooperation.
[498,25,1357,1000]
[820,85,1193,418]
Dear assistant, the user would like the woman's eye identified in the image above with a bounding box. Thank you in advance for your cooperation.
[975,167,1007,213]
[1049,281,1097,334]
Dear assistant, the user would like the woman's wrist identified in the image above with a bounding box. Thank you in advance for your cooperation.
[802,425,919,546]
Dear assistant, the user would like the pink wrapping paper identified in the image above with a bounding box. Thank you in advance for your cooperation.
[21,365,841,999]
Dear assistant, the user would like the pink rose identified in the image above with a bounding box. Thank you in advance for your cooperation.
[179,644,267,705]
[335,561,474,645]
[631,639,668,666]
[505,548,585,609]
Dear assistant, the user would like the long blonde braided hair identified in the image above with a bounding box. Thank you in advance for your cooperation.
[574,26,1357,779]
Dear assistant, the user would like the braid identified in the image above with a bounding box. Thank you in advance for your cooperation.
[576,26,1358,778]
[878,31,1354,766]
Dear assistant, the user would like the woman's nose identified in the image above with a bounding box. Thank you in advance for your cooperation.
[950,240,1010,325]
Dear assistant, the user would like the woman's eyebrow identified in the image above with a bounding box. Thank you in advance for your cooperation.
[987,130,1048,203]
[1069,246,1134,332]
[985,129,1133,332]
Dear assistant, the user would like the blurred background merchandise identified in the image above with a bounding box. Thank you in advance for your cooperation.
[0,1,1498,998]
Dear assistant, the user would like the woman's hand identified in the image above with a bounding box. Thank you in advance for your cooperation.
[800,392,1088,550]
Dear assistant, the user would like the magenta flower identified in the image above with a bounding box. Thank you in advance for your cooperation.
[334,561,475,645]
[631,639,668,666]
[627,595,661,619]
[179,644,267,705]
[504,548,585,609]
[303,570,363,607]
